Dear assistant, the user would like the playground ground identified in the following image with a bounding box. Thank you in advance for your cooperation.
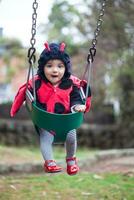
[0,147,134,200]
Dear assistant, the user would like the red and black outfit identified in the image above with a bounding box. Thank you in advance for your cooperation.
[10,74,91,117]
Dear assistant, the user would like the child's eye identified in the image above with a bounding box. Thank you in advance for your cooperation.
[58,64,64,68]
[46,64,52,68]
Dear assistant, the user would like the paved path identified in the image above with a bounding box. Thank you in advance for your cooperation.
[81,156,134,174]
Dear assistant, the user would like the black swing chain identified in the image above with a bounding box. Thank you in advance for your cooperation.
[87,0,107,63]
[27,0,38,64]
[27,0,106,65]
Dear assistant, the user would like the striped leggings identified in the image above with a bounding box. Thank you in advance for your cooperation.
[39,129,77,161]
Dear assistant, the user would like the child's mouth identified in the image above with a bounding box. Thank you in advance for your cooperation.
[51,75,58,78]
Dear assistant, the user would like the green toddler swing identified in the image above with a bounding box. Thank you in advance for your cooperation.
[26,0,107,142]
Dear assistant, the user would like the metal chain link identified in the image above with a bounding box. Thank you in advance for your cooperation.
[27,0,38,64]
[87,0,107,63]
[82,0,107,103]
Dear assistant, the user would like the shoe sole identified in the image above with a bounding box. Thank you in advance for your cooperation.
[44,169,62,173]
[67,171,78,175]
[45,171,62,173]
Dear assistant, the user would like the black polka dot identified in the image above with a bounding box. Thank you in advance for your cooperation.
[54,102,65,114]
[59,78,73,89]
[37,101,47,111]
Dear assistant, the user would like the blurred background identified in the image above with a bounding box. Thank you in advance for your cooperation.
[0,0,134,149]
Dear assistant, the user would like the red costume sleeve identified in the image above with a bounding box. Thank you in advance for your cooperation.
[10,83,28,117]
[10,75,40,117]
[85,96,92,112]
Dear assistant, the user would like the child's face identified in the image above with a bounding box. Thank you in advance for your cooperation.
[44,59,65,85]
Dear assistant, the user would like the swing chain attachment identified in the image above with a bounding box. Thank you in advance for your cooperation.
[27,0,38,65]
[87,0,107,63]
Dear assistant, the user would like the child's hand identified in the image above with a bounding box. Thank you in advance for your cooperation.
[74,104,86,112]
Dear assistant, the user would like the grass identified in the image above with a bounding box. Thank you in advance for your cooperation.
[0,173,134,200]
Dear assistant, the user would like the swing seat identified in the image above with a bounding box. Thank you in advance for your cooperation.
[26,90,83,142]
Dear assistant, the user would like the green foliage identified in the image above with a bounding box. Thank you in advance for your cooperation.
[40,0,89,54]
[107,49,134,125]
[96,0,134,124]
[0,37,22,48]
[117,52,134,122]
[0,37,27,83]
[90,0,134,55]
[0,37,23,57]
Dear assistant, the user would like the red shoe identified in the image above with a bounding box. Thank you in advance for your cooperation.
[66,157,79,175]
[44,160,62,173]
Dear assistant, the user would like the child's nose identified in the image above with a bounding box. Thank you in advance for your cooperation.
[53,66,58,72]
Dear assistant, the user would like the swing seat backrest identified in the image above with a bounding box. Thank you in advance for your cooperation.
[26,89,83,142]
